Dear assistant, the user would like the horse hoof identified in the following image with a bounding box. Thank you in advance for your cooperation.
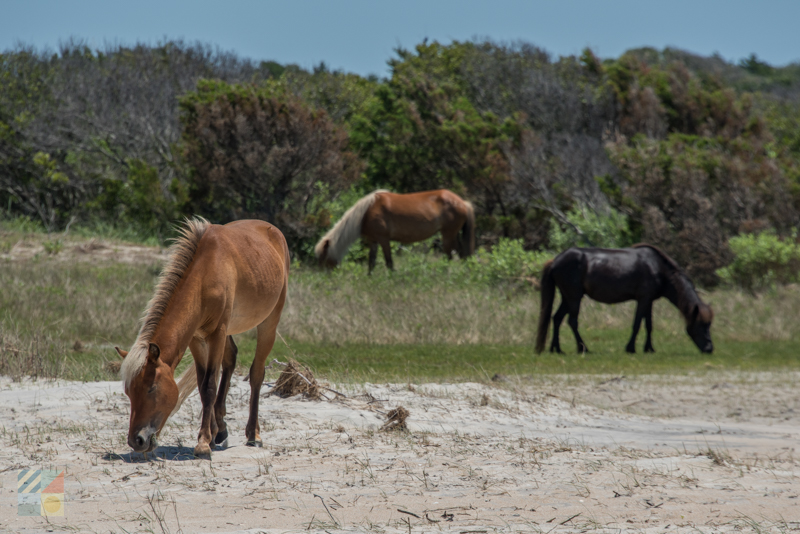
[214,429,229,445]
[194,444,212,458]
[246,440,263,448]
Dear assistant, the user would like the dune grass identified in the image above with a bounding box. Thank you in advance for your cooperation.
[1,224,800,383]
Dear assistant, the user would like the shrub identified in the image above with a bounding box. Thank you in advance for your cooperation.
[179,79,361,257]
[467,238,551,285]
[716,230,800,290]
[548,204,634,251]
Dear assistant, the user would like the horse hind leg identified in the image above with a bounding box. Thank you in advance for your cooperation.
[379,238,393,271]
[246,288,287,446]
[567,298,589,353]
[441,228,460,260]
[368,241,378,274]
[212,335,238,446]
[550,300,568,354]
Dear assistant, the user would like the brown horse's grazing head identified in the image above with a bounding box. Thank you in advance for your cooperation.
[316,239,338,269]
[116,343,178,453]
[686,303,714,353]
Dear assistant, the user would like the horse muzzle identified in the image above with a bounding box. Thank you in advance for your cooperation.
[128,427,158,453]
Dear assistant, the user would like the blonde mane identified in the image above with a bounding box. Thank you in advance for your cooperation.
[121,217,210,388]
[313,190,388,263]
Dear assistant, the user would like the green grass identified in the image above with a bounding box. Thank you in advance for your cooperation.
[236,336,800,385]
[2,227,800,383]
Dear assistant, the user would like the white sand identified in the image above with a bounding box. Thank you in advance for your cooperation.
[0,373,798,533]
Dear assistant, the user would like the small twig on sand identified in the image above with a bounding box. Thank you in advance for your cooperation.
[398,509,421,518]
[313,494,339,526]
[546,513,581,534]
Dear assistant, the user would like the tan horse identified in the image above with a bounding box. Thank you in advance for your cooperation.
[314,189,475,273]
[115,218,289,457]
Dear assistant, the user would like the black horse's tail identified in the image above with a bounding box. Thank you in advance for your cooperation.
[535,259,556,354]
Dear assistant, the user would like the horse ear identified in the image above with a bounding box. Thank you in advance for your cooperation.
[115,347,128,359]
[148,343,160,363]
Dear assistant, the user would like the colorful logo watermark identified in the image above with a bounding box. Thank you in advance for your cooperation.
[17,469,65,517]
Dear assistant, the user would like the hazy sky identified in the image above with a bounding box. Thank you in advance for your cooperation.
[2,0,798,77]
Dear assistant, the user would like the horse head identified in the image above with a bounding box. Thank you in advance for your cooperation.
[686,303,714,353]
[116,343,178,453]
[317,239,338,269]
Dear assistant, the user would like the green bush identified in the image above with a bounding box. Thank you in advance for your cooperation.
[321,237,552,290]
[716,230,800,290]
[467,238,551,285]
[548,204,634,251]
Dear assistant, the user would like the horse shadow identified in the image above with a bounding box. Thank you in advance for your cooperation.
[102,442,231,463]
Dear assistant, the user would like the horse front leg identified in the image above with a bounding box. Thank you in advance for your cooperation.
[194,329,226,457]
[368,241,378,274]
[550,301,568,354]
[212,335,238,446]
[642,301,655,353]
[626,300,648,353]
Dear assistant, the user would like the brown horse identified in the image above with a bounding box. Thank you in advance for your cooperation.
[535,244,714,354]
[314,189,475,273]
[115,218,289,457]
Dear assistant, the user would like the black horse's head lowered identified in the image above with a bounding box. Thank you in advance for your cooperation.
[536,244,714,355]
[686,302,714,353]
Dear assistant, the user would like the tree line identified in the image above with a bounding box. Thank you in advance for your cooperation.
[1,39,799,284]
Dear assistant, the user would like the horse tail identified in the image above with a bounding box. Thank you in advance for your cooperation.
[535,259,556,354]
[313,190,388,265]
[460,200,476,257]
[170,358,198,418]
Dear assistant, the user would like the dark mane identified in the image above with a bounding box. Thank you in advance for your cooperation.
[632,243,708,321]
[121,217,210,386]
[631,243,682,273]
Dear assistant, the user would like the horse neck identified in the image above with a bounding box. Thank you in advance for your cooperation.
[147,279,203,371]
[663,272,701,321]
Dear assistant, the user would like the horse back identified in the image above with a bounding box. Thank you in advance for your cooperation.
[553,247,664,304]
[365,190,469,243]
[191,220,288,335]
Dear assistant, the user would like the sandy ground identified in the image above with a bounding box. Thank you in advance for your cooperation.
[0,372,798,534]
[0,236,167,264]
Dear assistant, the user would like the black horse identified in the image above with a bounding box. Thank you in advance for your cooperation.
[535,244,714,354]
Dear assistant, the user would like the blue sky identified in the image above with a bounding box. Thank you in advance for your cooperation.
[2,0,798,77]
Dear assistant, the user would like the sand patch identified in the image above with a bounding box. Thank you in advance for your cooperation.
[0,373,798,533]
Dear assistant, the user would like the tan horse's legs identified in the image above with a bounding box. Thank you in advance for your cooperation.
[441,228,460,259]
[368,241,378,274]
[367,239,393,273]
[192,328,227,457]
[246,285,287,446]
[212,336,238,445]
[379,239,393,270]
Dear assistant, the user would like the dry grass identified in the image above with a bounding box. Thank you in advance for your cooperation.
[4,228,800,381]
[280,274,800,346]
[381,406,410,431]
[269,359,321,399]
